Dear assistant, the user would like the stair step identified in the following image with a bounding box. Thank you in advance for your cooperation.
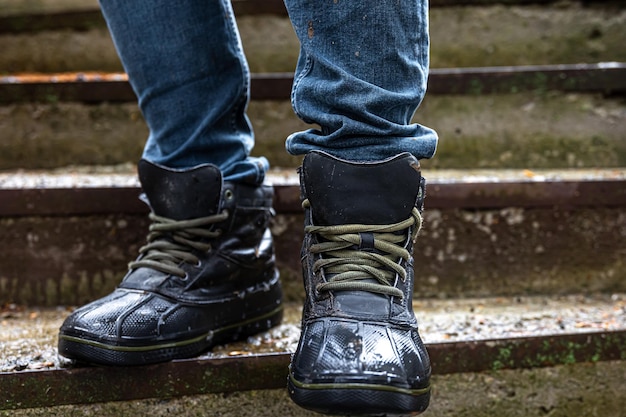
[0,1,623,414]
[1,169,625,305]
[2,0,617,34]
[2,3,626,74]
[2,167,626,216]
[2,64,625,104]
[2,91,625,171]
[1,294,625,410]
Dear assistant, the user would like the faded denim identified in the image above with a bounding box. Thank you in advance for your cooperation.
[99,0,437,184]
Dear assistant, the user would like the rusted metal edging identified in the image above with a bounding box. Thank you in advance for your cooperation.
[0,73,291,103]
[0,9,104,33]
[427,330,626,374]
[1,63,624,104]
[426,178,626,210]
[429,63,626,95]
[1,330,624,410]
[1,178,625,218]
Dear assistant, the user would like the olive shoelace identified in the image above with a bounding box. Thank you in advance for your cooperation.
[303,199,423,298]
[128,210,229,278]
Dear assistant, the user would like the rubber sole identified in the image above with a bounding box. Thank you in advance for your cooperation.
[58,305,283,366]
[288,373,430,416]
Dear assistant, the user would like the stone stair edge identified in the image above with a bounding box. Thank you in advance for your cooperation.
[2,167,625,189]
[1,294,625,410]
[2,295,625,374]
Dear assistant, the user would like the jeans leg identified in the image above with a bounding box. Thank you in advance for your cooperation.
[99,0,268,184]
[283,0,438,161]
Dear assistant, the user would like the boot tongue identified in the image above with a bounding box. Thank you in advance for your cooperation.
[301,151,422,226]
[138,159,222,220]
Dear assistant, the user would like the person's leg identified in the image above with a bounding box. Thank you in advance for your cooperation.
[284,0,437,162]
[58,0,282,366]
[100,0,267,183]
[284,0,435,414]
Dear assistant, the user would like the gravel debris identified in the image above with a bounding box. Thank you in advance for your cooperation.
[3,294,623,372]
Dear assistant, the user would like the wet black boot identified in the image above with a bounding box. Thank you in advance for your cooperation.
[288,151,431,416]
[58,159,282,366]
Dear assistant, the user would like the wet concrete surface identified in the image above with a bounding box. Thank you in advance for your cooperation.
[0,220,624,307]
[2,358,624,417]
[2,2,626,72]
[3,204,625,306]
[1,2,625,171]
[2,294,625,373]
[1,2,625,414]
[2,166,626,188]
[3,359,625,417]
[1,154,625,307]
[2,93,625,171]
[2,295,626,416]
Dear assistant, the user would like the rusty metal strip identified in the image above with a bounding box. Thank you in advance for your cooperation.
[1,330,624,410]
[0,79,135,104]
[427,330,626,375]
[0,74,290,103]
[1,64,625,104]
[0,188,147,217]
[0,353,290,410]
[1,179,625,217]
[428,63,626,95]
[231,0,288,16]
[426,179,626,210]
[0,10,105,34]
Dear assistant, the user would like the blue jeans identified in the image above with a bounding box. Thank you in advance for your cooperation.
[99,0,437,184]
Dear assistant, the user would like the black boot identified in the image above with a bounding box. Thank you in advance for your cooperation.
[288,151,431,416]
[58,159,282,366]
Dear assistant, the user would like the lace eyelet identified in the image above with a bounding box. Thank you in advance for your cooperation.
[313,283,328,300]
[224,189,235,201]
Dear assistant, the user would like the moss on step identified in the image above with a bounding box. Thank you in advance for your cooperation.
[2,92,624,171]
[3,361,625,417]
[1,5,626,73]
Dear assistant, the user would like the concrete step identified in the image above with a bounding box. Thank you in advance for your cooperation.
[1,294,625,414]
[1,2,624,415]
[4,64,624,103]
[2,361,625,416]
[1,1,625,72]
[1,168,625,306]
[1,2,624,171]
[1,90,625,171]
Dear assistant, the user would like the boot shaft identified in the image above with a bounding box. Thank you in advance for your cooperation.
[138,158,274,246]
[299,151,425,226]
[299,151,425,322]
[121,159,276,301]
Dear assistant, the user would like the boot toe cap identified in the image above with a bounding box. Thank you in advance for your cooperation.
[291,317,430,389]
[59,289,170,343]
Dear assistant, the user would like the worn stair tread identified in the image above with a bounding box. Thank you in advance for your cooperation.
[2,63,625,103]
[2,166,626,188]
[1,294,625,409]
[1,167,625,216]
[2,294,625,372]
